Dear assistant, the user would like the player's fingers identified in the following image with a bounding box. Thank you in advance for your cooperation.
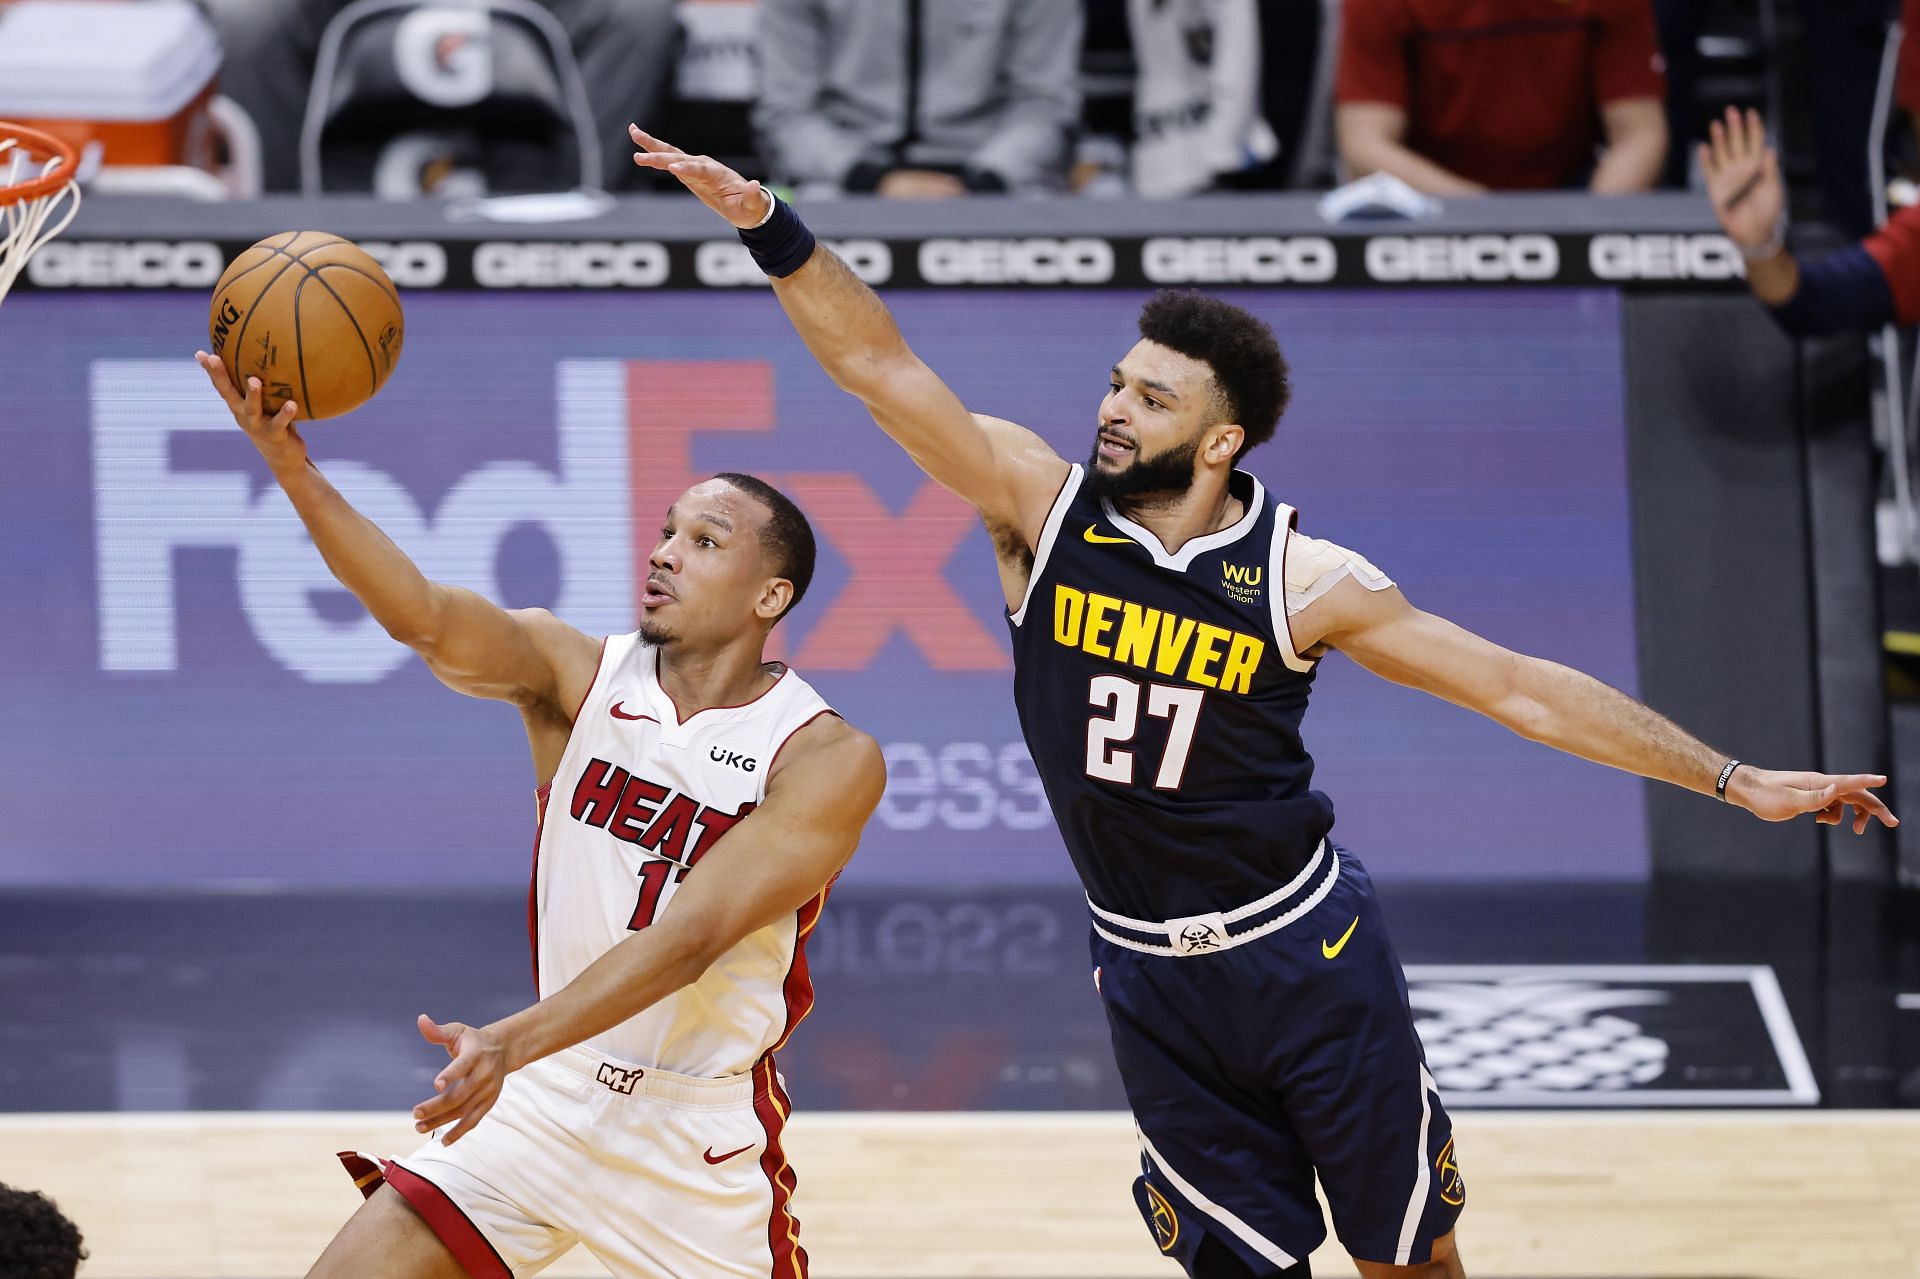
[412,1083,465,1129]
[416,1013,464,1049]
[1843,787,1897,824]
[1744,108,1766,156]
[198,353,242,406]
[434,1053,476,1094]
[628,124,676,154]
[1697,140,1717,184]
[1824,773,1888,792]
[440,1100,492,1148]
[1707,116,1725,162]
[274,400,299,430]
[244,376,265,423]
[1732,106,1755,155]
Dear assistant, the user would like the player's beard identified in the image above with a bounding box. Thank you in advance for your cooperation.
[1084,428,1204,508]
[638,618,679,647]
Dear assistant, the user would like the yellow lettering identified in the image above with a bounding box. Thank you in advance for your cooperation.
[1113,603,1161,667]
[1185,624,1230,688]
[1082,593,1120,659]
[1154,615,1197,675]
[1053,585,1086,648]
[1219,632,1264,695]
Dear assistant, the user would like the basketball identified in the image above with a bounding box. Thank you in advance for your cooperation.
[206,231,404,420]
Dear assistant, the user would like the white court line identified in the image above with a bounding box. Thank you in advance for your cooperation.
[1897,992,1920,1010]
[1749,965,1822,1104]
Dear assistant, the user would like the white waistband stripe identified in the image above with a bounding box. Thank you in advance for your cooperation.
[1090,845,1340,957]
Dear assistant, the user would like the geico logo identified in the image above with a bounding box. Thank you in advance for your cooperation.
[358,241,448,289]
[830,239,893,285]
[27,240,223,289]
[1142,236,1338,284]
[918,238,1114,286]
[472,241,669,288]
[1363,234,1559,283]
[695,238,893,288]
[91,360,636,683]
[695,240,774,288]
[1588,234,1742,281]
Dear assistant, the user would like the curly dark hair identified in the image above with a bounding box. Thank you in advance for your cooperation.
[0,1184,85,1279]
[1136,291,1291,459]
[713,472,817,623]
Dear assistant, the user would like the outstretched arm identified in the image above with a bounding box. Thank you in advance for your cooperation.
[409,716,887,1144]
[195,353,598,736]
[1296,576,1897,830]
[629,127,1069,542]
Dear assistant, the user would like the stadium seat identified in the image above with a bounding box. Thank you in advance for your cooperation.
[298,0,601,197]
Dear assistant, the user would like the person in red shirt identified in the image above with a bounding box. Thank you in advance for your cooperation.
[1704,105,1920,334]
[1336,0,1668,195]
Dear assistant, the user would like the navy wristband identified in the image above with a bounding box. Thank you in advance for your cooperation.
[738,193,817,279]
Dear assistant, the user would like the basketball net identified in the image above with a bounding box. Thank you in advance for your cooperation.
[0,122,81,306]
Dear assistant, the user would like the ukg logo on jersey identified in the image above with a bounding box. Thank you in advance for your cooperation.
[90,358,1009,683]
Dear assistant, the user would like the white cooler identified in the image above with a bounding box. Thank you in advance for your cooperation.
[0,0,224,171]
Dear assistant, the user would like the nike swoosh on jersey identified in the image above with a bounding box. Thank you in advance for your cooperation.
[610,702,650,721]
[1083,526,1133,545]
[1321,916,1359,959]
[703,1143,754,1165]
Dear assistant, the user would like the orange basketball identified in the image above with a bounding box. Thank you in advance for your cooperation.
[207,231,404,420]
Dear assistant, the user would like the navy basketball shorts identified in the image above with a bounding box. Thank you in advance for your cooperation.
[1090,842,1463,1274]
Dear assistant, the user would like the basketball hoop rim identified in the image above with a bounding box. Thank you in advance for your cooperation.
[0,121,79,206]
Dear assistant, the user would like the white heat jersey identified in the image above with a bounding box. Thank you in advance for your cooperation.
[532,633,837,1078]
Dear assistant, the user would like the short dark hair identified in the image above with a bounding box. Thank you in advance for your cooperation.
[714,473,816,623]
[0,1184,85,1279]
[1137,290,1291,458]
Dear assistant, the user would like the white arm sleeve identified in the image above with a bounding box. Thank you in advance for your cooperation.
[1284,534,1394,617]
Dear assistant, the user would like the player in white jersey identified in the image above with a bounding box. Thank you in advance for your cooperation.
[195,352,886,1279]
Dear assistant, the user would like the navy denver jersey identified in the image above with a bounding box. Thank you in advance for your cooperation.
[1008,464,1332,920]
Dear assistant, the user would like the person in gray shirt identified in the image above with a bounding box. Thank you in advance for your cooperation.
[755,0,1083,197]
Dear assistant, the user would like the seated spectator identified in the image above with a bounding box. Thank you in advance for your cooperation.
[1128,0,1290,197]
[1336,0,1668,195]
[200,0,678,193]
[0,1183,85,1279]
[754,0,1082,197]
[1705,105,1920,335]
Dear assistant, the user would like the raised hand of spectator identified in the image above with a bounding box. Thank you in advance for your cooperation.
[877,170,968,200]
[1700,106,1783,255]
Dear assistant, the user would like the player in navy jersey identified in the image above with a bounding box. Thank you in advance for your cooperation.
[638,129,1899,1279]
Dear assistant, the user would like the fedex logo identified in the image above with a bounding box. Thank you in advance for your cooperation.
[92,359,1007,682]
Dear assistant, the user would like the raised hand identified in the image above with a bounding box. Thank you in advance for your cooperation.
[1728,767,1897,833]
[1699,106,1784,253]
[194,350,306,474]
[629,125,772,230]
[411,1013,513,1147]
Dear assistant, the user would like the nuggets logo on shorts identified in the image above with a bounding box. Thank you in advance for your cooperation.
[1436,1137,1466,1207]
[1144,1181,1180,1252]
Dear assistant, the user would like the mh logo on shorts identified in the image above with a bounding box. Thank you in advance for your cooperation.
[596,1063,645,1095]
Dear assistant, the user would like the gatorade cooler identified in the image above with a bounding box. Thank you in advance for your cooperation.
[0,0,223,170]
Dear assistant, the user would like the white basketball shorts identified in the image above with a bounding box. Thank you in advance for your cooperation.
[338,1046,807,1278]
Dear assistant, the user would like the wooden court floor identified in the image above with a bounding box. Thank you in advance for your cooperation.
[3,1111,1917,1278]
